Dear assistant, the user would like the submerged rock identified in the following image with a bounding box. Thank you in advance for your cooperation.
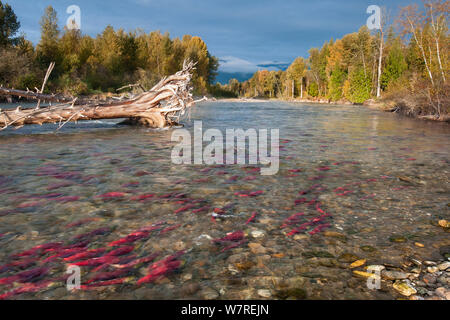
[274,288,307,300]
[438,262,450,271]
[393,281,417,297]
[248,243,267,255]
[382,270,409,280]
[250,230,266,239]
[257,289,272,298]
[201,288,219,300]
[338,253,359,263]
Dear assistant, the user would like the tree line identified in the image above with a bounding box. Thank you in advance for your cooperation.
[221,1,448,117]
[0,3,219,96]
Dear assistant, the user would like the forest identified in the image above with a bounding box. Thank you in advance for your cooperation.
[0,3,219,96]
[0,1,448,119]
[220,1,448,118]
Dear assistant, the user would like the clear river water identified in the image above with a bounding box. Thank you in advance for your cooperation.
[0,101,449,300]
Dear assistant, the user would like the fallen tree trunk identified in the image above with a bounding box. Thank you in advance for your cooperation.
[0,61,199,130]
[0,87,75,104]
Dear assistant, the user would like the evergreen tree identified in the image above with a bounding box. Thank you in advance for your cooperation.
[0,1,20,47]
[36,6,61,73]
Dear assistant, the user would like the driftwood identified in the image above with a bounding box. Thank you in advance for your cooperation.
[0,61,200,130]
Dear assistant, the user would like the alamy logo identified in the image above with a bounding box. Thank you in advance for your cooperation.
[366,5,381,30]
[171,121,280,175]
[366,266,382,290]
[66,5,81,30]
[66,265,81,290]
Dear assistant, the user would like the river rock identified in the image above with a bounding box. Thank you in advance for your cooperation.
[439,246,450,259]
[366,265,385,272]
[201,288,219,300]
[248,243,267,254]
[227,253,249,264]
[353,270,380,279]
[389,235,407,243]
[427,266,439,273]
[181,283,200,296]
[251,230,266,238]
[350,259,366,269]
[323,231,346,239]
[338,253,359,263]
[438,262,450,271]
[434,287,450,300]
[423,273,437,285]
[437,275,449,286]
[274,288,307,300]
[382,271,409,280]
[393,281,417,297]
[257,289,272,298]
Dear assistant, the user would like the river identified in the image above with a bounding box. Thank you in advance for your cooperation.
[0,101,449,299]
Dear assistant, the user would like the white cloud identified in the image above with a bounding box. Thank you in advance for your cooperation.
[219,56,258,73]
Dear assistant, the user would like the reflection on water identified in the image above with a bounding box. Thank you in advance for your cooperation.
[0,101,449,300]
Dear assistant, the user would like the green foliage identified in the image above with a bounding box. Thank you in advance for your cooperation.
[0,1,20,47]
[36,6,61,72]
[208,83,237,98]
[307,82,319,97]
[328,67,346,101]
[381,40,407,90]
[347,68,371,103]
[1,5,219,96]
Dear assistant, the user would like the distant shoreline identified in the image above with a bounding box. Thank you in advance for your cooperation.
[202,97,450,123]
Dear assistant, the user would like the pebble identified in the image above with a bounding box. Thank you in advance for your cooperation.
[427,266,439,273]
[323,231,346,239]
[251,230,265,238]
[257,289,272,298]
[393,281,417,297]
[353,270,380,279]
[438,220,449,228]
[423,274,437,285]
[201,288,219,300]
[437,275,449,286]
[174,241,186,251]
[424,261,437,266]
[382,271,409,280]
[181,283,200,296]
[350,259,366,269]
[411,268,421,274]
[248,243,267,255]
[182,273,193,281]
[228,265,240,275]
[366,265,385,272]
[434,287,450,300]
[409,258,422,266]
[338,253,359,263]
[438,262,450,271]
[293,235,308,240]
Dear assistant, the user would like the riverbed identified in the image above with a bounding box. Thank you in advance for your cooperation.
[0,101,449,300]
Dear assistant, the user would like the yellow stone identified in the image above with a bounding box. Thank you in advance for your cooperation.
[352,270,380,279]
[438,220,450,228]
[414,242,425,248]
[350,259,367,269]
[324,231,346,238]
[393,281,417,297]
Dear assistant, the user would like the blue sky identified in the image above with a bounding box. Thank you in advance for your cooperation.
[7,0,422,73]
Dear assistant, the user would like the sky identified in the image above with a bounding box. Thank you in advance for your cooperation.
[6,0,423,74]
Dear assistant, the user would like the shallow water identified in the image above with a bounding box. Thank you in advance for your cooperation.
[0,101,449,300]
